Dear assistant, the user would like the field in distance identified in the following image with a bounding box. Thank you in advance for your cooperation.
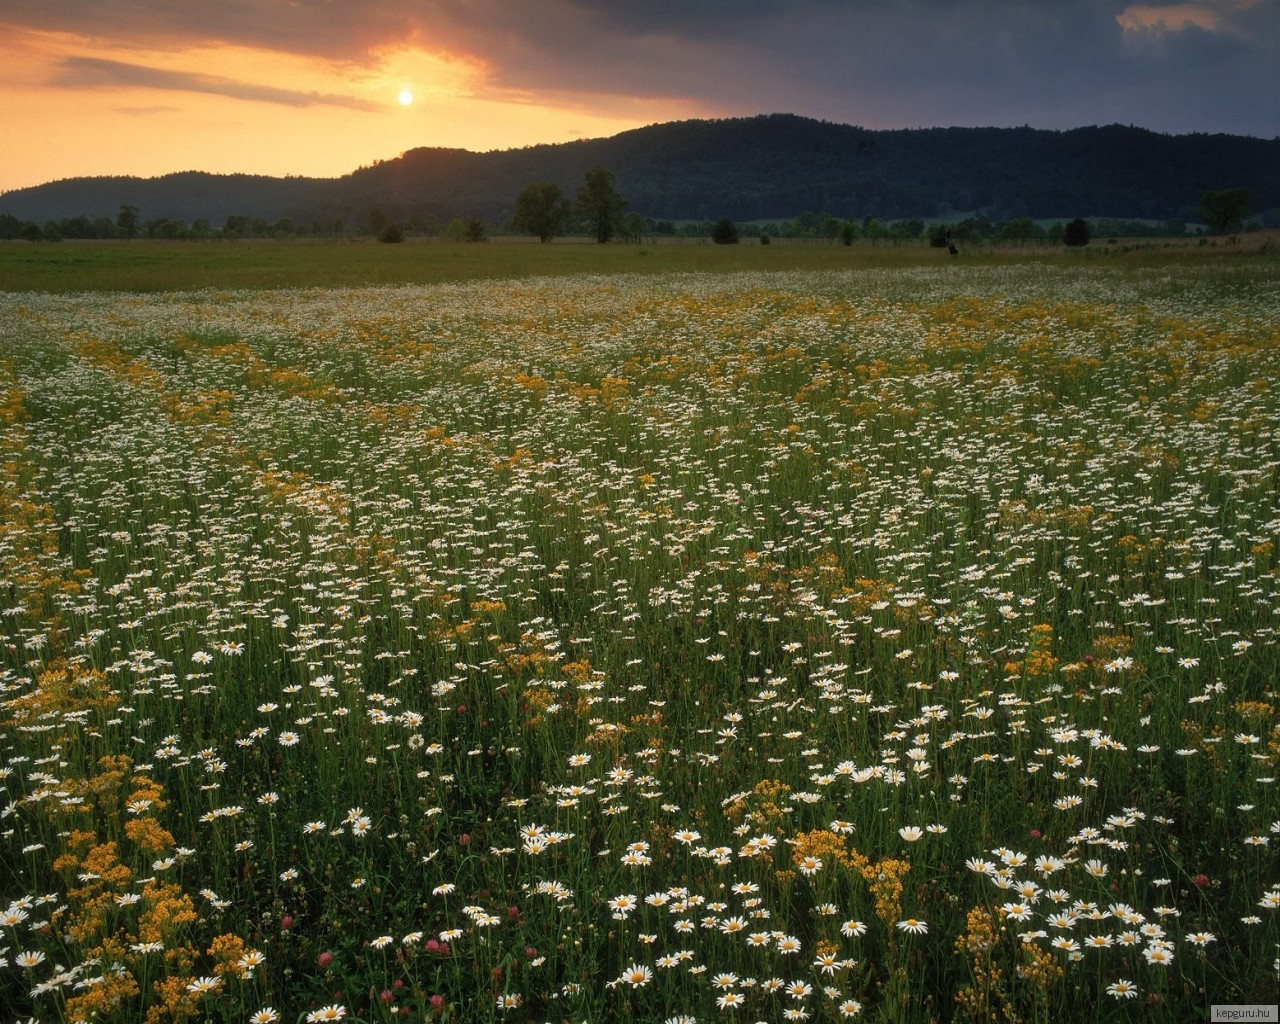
[2,233,1274,293]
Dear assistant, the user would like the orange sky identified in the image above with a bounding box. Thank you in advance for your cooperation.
[2,1,1276,195]
[0,23,710,192]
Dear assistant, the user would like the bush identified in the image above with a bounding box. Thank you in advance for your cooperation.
[711,217,739,244]
[1063,217,1091,247]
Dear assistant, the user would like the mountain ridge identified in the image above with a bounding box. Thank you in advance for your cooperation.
[4,113,1277,227]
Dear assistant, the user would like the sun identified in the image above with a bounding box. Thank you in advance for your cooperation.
[398,89,414,107]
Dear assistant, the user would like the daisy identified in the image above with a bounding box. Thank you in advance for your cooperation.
[1143,946,1174,966]
[840,920,867,937]
[250,1011,280,1024]
[798,856,824,875]
[838,1000,863,1017]
[239,950,267,971]
[619,963,652,987]
[1106,980,1139,999]
[608,894,638,918]
[897,919,928,934]
[306,1004,348,1022]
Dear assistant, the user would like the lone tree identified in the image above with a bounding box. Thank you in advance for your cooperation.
[577,166,626,243]
[117,204,140,241]
[1198,188,1251,235]
[513,182,571,243]
[1063,217,1091,247]
[710,217,739,244]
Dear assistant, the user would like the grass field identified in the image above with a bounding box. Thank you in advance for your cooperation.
[1,249,1278,1023]
[1,234,1273,294]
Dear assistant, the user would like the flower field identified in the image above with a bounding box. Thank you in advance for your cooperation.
[1,261,1277,1023]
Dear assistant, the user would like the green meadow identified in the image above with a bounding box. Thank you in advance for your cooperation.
[0,244,1277,1023]
[0,234,1269,293]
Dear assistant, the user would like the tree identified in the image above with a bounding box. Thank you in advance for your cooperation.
[223,215,252,238]
[464,218,488,242]
[512,182,571,242]
[117,204,140,240]
[577,166,626,243]
[710,217,739,244]
[1198,188,1251,234]
[1063,217,1091,247]
[378,222,405,243]
[998,217,1044,247]
[864,218,890,245]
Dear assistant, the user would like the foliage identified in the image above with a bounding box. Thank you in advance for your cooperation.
[116,204,139,240]
[5,117,1280,230]
[1063,217,1091,247]
[576,166,627,243]
[364,207,390,236]
[442,216,470,242]
[512,182,571,242]
[710,217,739,244]
[377,222,405,243]
[1198,187,1252,234]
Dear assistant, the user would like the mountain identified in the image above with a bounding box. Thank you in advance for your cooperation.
[3,114,1277,228]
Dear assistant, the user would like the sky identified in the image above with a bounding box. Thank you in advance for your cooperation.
[1,0,1277,193]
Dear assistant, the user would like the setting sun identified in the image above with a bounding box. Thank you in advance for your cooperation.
[397,89,413,107]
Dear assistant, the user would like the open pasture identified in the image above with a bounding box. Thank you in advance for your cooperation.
[1,259,1278,1022]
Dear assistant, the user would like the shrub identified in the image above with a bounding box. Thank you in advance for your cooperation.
[1063,217,1091,247]
[711,217,739,244]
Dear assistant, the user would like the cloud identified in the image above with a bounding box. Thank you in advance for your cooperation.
[4,1,1278,136]
[1117,3,1221,34]
[114,105,184,116]
[1115,0,1270,38]
[53,56,382,111]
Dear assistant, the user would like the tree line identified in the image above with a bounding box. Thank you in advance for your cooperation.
[1,179,1256,245]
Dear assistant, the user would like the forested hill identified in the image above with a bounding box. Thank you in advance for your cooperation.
[4,114,1277,227]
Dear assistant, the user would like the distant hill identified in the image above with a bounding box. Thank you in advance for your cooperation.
[3,114,1277,228]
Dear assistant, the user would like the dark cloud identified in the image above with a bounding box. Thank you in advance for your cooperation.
[53,56,382,110]
[6,0,1277,136]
